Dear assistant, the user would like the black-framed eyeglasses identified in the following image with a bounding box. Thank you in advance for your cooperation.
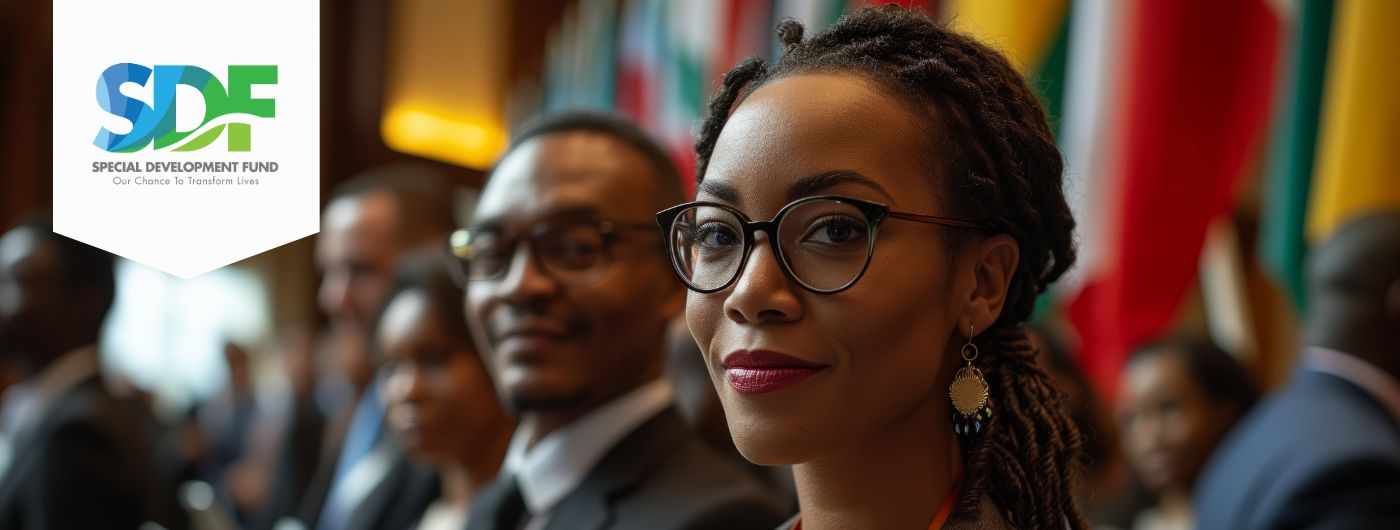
[655,195,986,294]
[447,218,660,285]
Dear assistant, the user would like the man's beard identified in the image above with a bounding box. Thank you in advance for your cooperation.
[506,387,592,413]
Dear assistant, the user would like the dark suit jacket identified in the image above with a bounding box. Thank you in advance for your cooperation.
[342,454,439,530]
[466,407,789,530]
[1194,369,1400,530]
[0,375,181,530]
[293,440,440,530]
[253,394,328,530]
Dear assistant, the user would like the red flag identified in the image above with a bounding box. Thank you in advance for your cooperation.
[1067,0,1280,398]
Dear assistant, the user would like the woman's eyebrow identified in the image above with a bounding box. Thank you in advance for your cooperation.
[696,180,739,202]
[787,170,892,202]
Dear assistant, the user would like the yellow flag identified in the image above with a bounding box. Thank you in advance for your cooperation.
[1307,0,1400,241]
[945,0,1069,72]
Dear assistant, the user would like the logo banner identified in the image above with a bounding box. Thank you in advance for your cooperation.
[54,0,319,278]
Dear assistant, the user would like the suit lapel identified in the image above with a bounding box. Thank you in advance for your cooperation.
[343,450,408,530]
[541,408,687,530]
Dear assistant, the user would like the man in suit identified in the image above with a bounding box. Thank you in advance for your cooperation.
[1194,210,1400,530]
[259,166,460,530]
[0,220,182,530]
[462,111,788,530]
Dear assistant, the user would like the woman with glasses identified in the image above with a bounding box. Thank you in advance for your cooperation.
[657,6,1086,530]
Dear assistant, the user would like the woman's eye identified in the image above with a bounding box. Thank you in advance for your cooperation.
[696,223,741,248]
[803,216,867,245]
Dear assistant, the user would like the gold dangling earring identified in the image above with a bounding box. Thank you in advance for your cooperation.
[949,324,992,443]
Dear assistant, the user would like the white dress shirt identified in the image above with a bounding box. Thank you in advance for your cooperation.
[502,377,674,530]
[414,498,468,530]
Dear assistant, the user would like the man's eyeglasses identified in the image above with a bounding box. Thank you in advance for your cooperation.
[655,195,985,295]
[448,219,660,285]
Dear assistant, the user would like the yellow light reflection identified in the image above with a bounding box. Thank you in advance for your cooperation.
[382,0,507,170]
[381,105,507,170]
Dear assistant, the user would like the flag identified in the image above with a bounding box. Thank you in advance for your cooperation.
[616,0,664,128]
[1059,0,1127,345]
[1065,0,1281,397]
[659,1,725,196]
[1306,0,1400,242]
[714,0,774,81]
[1260,0,1335,311]
[543,0,619,111]
[945,0,1070,74]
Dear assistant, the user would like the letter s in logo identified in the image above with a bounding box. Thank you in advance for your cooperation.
[94,63,158,153]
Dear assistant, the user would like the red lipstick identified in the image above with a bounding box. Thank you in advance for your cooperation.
[722,350,827,395]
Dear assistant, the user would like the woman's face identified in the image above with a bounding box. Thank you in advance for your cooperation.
[380,289,501,464]
[1118,351,1230,495]
[687,72,978,465]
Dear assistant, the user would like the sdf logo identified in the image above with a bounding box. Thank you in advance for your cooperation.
[94,64,277,153]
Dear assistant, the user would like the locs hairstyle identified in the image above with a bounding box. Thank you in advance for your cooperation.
[694,7,1087,529]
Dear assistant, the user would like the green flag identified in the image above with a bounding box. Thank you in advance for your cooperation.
[1260,0,1334,311]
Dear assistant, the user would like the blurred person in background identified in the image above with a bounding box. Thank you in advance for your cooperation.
[201,327,322,525]
[460,111,787,530]
[259,165,461,530]
[169,340,265,527]
[1195,210,1400,529]
[0,219,183,530]
[1118,337,1256,530]
[377,253,514,530]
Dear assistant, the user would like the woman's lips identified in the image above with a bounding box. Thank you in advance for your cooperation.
[722,349,827,395]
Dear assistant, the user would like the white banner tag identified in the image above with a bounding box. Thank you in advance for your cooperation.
[53,0,320,278]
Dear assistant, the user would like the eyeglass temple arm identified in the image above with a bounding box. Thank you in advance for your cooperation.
[885,211,986,230]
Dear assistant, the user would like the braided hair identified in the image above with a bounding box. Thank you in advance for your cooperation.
[694,6,1087,529]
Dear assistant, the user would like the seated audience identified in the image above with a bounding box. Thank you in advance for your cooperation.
[262,164,461,530]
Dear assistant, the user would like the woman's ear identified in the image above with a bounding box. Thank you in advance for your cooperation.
[961,233,1019,334]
